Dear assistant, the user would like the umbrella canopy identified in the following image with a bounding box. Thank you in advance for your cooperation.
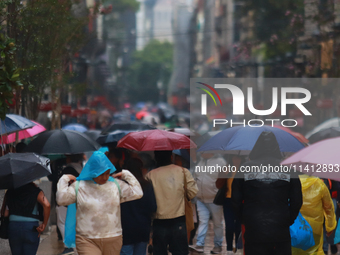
[168,128,198,137]
[273,125,309,144]
[135,102,146,110]
[198,125,305,155]
[0,153,51,189]
[117,129,197,151]
[0,114,36,135]
[62,123,88,133]
[101,121,156,134]
[136,111,150,120]
[308,127,340,144]
[83,130,102,142]
[191,130,221,148]
[0,121,46,144]
[281,137,340,181]
[306,117,340,139]
[96,130,133,145]
[24,130,100,155]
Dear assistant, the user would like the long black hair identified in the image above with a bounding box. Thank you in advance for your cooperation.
[123,158,150,191]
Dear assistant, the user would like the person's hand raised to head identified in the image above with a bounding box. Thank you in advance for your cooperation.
[112,172,123,180]
[66,174,77,185]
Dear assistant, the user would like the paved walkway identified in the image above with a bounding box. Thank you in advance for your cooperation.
[36,221,243,255]
[12,220,340,255]
[37,225,64,255]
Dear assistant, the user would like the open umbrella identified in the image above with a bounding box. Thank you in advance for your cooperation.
[191,130,221,148]
[306,117,340,139]
[198,125,304,155]
[117,129,197,151]
[62,123,88,133]
[0,114,36,135]
[84,130,102,142]
[273,125,309,144]
[0,121,46,144]
[281,137,340,181]
[24,130,100,155]
[96,130,133,146]
[0,153,51,189]
[136,111,150,120]
[308,127,340,144]
[168,128,198,137]
[101,121,156,134]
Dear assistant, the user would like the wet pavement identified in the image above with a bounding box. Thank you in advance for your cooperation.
[0,202,337,255]
[34,220,243,255]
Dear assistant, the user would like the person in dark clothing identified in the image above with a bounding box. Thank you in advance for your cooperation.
[322,179,340,255]
[216,155,245,254]
[232,131,303,255]
[1,183,51,255]
[120,158,157,255]
[15,142,27,153]
[56,153,84,255]
[106,147,130,173]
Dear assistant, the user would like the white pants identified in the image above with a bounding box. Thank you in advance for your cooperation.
[56,205,68,247]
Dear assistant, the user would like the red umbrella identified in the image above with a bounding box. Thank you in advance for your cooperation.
[117,129,197,151]
[136,110,149,120]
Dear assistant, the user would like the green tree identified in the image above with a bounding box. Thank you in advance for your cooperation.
[1,0,139,128]
[236,0,304,60]
[0,33,22,120]
[128,40,173,103]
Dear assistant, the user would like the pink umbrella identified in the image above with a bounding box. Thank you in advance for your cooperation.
[1,121,46,144]
[281,137,340,180]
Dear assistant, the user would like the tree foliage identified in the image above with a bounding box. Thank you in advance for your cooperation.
[0,0,139,123]
[237,0,304,59]
[0,34,22,120]
[128,40,173,102]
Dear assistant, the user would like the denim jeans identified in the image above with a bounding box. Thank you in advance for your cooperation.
[120,242,148,255]
[196,200,224,247]
[153,216,188,255]
[8,221,40,255]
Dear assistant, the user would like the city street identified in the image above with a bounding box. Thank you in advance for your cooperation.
[35,221,243,255]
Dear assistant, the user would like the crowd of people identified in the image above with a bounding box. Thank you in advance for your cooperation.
[1,129,340,255]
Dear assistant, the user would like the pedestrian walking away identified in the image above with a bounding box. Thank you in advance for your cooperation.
[120,158,157,255]
[292,175,336,255]
[191,153,226,254]
[56,154,84,255]
[216,155,244,255]
[1,182,51,255]
[146,150,198,255]
[232,131,303,255]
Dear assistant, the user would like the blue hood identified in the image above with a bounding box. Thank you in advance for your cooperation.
[77,151,116,181]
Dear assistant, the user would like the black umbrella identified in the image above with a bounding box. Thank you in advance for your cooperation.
[24,130,100,155]
[84,130,102,142]
[0,153,51,189]
[308,127,340,144]
[96,130,133,146]
[101,121,156,135]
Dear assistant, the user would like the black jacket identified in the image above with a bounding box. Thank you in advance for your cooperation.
[121,183,157,245]
[231,131,303,244]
